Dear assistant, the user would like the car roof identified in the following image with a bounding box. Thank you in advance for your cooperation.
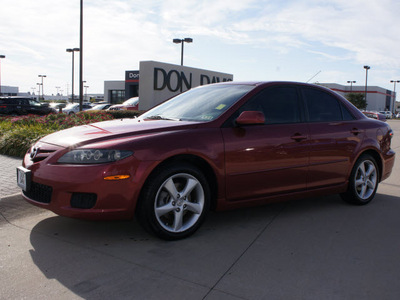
[0,96,38,100]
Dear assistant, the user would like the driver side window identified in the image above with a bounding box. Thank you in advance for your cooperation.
[239,86,301,125]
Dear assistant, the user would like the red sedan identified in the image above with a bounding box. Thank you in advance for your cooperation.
[17,82,395,240]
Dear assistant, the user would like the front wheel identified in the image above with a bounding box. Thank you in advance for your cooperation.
[137,163,210,240]
[341,154,379,205]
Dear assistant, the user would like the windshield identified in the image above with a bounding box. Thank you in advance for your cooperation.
[65,104,78,109]
[124,97,139,105]
[140,84,253,122]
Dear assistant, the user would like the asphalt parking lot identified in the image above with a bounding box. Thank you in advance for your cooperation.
[1,120,400,300]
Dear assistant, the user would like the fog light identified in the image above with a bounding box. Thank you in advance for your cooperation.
[71,193,97,209]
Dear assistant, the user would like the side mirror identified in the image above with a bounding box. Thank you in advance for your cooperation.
[236,111,265,125]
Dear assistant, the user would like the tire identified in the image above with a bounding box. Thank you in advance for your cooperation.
[340,154,379,205]
[137,163,210,240]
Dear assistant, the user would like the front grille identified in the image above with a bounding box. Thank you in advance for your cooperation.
[29,148,56,163]
[70,193,97,209]
[23,181,53,204]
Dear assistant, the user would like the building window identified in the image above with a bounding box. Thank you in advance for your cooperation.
[110,90,125,104]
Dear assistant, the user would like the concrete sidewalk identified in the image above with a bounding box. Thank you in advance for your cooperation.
[0,154,23,199]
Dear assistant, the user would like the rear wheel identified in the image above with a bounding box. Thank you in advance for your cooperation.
[341,154,379,205]
[137,163,210,240]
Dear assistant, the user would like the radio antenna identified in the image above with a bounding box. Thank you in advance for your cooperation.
[306,70,321,83]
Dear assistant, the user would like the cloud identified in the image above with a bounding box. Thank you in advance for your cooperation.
[1,0,400,93]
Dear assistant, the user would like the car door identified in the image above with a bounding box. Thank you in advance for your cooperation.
[301,87,363,188]
[222,86,310,201]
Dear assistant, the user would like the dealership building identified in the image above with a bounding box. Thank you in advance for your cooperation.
[104,61,233,110]
[319,83,397,113]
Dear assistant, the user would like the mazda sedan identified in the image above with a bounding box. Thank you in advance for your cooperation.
[17,82,395,240]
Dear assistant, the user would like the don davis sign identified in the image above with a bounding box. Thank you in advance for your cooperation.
[139,61,233,110]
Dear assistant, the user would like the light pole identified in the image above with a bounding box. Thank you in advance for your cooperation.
[31,87,36,96]
[84,85,89,101]
[66,48,80,103]
[38,75,46,100]
[79,0,84,111]
[390,80,400,113]
[55,86,60,95]
[173,38,193,66]
[363,66,370,103]
[347,80,356,92]
[36,83,42,101]
[0,55,5,95]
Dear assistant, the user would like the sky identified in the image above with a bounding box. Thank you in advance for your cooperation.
[1,0,400,95]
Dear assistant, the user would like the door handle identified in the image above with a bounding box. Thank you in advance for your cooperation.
[350,128,362,135]
[290,133,307,141]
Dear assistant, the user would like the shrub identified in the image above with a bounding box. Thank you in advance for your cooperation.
[0,124,55,157]
[0,110,144,157]
[107,110,144,119]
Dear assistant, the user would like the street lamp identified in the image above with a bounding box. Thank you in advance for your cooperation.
[390,80,400,112]
[347,80,356,92]
[36,83,42,101]
[173,38,193,66]
[55,86,60,95]
[79,0,84,111]
[0,55,5,96]
[66,48,80,103]
[38,75,46,100]
[363,66,370,102]
[84,85,89,101]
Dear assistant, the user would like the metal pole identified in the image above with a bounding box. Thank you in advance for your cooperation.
[36,83,41,100]
[181,42,184,66]
[38,75,46,100]
[364,66,370,103]
[0,55,5,95]
[390,80,400,113]
[72,51,75,102]
[79,0,83,111]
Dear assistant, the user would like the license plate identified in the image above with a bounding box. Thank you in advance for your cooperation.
[17,166,31,192]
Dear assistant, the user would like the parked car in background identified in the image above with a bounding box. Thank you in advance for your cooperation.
[62,103,93,115]
[49,102,67,112]
[17,82,395,240]
[379,111,392,119]
[108,97,139,111]
[0,97,55,115]
[396,112,400,118]
[88,103,112,111]
[362,111,386,122]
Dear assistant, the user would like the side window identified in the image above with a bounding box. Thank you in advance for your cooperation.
[239,86,301,125]
[303,88,342,122]
[341,103,355,121]
[29,99,41,106]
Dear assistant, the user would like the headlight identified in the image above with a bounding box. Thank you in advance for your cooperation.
[58,149,133,164]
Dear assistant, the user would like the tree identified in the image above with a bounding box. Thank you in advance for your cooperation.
[345,93,367,110]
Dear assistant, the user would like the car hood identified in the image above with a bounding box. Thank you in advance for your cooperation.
[39,118,199,148]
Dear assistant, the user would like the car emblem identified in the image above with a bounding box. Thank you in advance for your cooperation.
[30,146,40,160]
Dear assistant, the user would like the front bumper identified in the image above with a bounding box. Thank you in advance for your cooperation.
[20,146,147,220]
